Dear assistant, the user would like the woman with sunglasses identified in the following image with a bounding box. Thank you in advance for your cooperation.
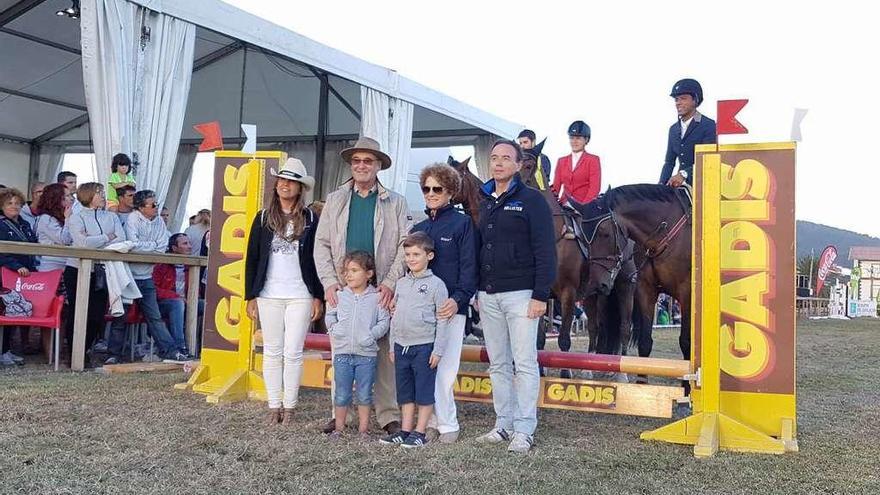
[410,162,478,443]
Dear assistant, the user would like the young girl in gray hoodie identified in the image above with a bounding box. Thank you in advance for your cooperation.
[324,251,390,440]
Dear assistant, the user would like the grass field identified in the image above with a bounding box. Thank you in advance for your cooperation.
[2,318,879,494]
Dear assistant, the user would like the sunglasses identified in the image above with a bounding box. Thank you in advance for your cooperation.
[143,203,158,209]
[421,186,445,194]
[350,158,377,166]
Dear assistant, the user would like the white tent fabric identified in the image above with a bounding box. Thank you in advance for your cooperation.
[362,87,414,194]
[36,145,67,183]
[80,0,195,203]
[473,134,498,181]
[163,143,198,230]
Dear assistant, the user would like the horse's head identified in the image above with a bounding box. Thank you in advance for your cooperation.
[519,138,547,190]
[448,156,482,222]
[582,194,627,296]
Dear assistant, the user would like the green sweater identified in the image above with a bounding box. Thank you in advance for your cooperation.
[345,189,377,255]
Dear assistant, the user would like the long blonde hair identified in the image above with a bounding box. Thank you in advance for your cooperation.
[264,179,305,241]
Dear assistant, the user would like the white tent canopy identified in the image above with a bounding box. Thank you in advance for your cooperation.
[0,0,521,202]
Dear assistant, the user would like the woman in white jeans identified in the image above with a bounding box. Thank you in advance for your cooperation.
[245,158,324,425]
[411,163,478,443]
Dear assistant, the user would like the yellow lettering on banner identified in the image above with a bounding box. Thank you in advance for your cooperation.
[223,195,248,214]
[601,387,615,405]
[720,221,769,271]
[221,213,247,255]
[720,272,769,329]
[215,295,243,342]
[721,159,770,200]
[721,321,771,379]
[563,385,579,402]
[460,376,474,393]
[480,377,492,395]
[224,164,249,196]
[720,200,769,221]
[547,383,564,401]
[218,259,244,297]
[579,385,596,403]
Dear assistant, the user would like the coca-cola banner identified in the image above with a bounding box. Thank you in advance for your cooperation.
[815,245,837,295]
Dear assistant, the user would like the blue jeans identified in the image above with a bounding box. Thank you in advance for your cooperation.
[333,354,377,407]
[478,290,541,436]
[158,298,186,352]
[134,278,182,358]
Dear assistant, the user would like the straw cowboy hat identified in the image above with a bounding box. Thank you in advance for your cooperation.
[270,157,315,190]
[340,136,392,170]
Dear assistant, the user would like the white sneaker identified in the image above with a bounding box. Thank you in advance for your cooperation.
[0,353,17,366]
[507,432,534,453]
[2,351,24,364]
[475,428,510,444]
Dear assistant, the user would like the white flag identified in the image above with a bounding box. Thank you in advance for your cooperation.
[791,109,808,142]
[241,124,257,154]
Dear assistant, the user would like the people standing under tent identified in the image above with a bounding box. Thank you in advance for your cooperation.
[124,189,190,363]
[324,251,389,440]
[184,209,210,256]
[411,163,477,444]
[106,153,136,211]
[659,78,717,187]
[20,181,45,227]
[314,136,411,436]
[474,140,556,453]
[153,233,205,360]
[0,187,39,366]
[517,129,552,182]
[552,120,601,204]
[113,185,136,227]
[57,171,80,215]
[65,183,124,367]
[244,158,324,426]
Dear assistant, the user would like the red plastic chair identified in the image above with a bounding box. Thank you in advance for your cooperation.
[0,268,65,371]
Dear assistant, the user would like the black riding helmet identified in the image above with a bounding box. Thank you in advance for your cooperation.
[567,120,591,138]
[670,78,704,107]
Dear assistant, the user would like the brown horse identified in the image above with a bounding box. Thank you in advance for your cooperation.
[603,184,692,367]
[448,156,483,223]
[577,194,637,364]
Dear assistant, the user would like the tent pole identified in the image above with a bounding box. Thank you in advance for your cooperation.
[315,72,329,197]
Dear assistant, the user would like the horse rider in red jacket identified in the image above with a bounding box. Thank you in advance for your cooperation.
[552,120,601,205]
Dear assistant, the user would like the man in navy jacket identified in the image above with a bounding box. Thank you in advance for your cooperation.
[473,139,556,454]
[659,78,717,187]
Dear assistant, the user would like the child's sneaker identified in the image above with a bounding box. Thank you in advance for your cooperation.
[401,432,428,448]
[379,430,409,445]
[327,430,342,441]
[475,428,510,444]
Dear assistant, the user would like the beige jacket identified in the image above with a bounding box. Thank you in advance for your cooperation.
[314,180,412,291]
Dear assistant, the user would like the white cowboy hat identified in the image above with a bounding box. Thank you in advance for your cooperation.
[270,157,315,190]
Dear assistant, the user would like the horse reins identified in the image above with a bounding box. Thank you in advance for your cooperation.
[583,213,633,282]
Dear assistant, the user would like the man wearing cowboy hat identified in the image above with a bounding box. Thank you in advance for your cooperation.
[314,136,412,435]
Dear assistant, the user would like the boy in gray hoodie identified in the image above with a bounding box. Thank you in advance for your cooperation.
[325,251,390,440]
[380,232,449,448]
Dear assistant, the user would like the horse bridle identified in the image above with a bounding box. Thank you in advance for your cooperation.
[583,213,631,283]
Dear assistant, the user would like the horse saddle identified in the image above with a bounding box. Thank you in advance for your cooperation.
[559,201,590,260]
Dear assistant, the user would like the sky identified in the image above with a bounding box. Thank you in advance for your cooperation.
[220,1,879,237]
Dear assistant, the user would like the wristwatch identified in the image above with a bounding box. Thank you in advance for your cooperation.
[679,170,689,179]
